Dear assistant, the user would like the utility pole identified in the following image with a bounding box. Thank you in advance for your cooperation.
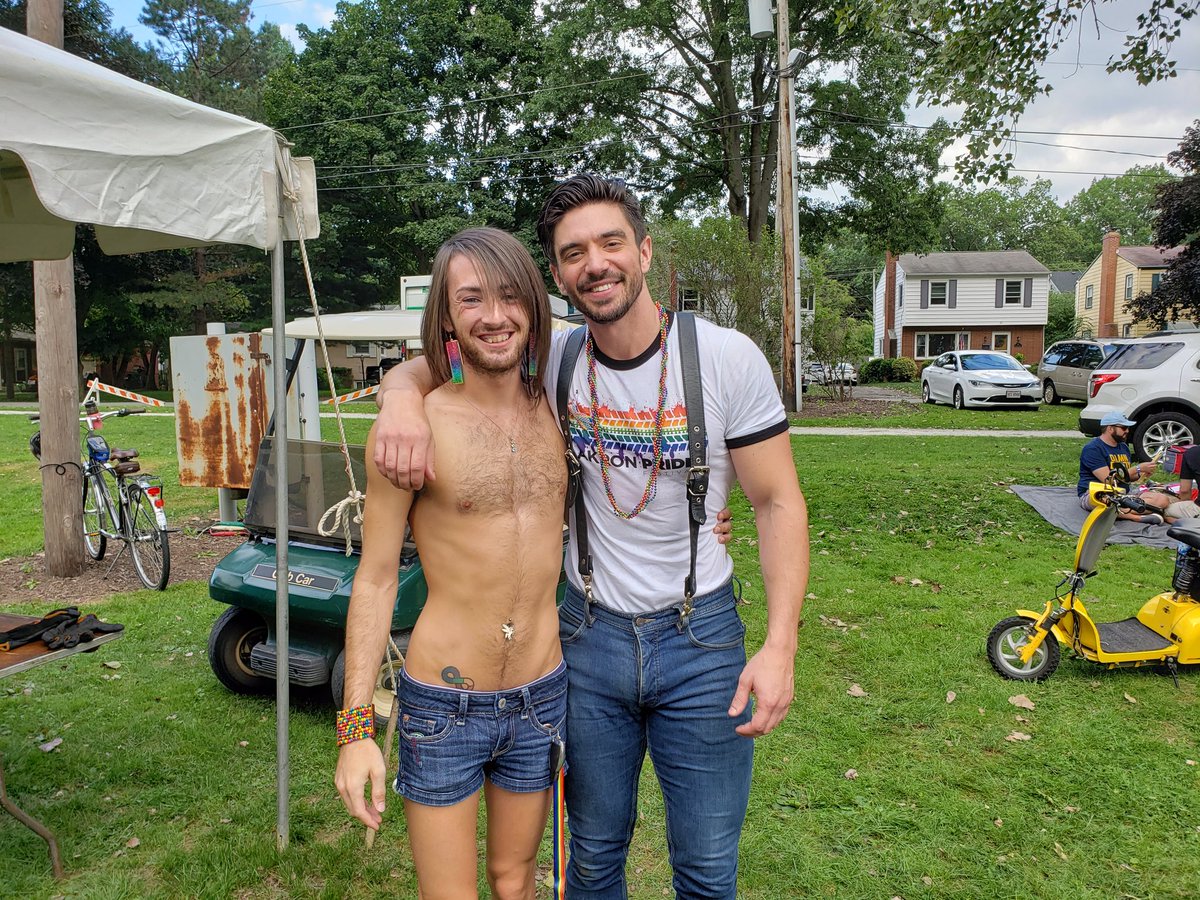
[750,0,798,411]
[28,0,84,577]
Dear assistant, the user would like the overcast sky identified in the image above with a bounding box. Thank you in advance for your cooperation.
[104,0,1198,203]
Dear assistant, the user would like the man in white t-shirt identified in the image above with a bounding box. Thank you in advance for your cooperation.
[374,175,809,899]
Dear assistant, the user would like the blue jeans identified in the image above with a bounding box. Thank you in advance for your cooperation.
[558,581,753,899]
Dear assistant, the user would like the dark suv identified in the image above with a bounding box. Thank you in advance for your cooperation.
[1037,339,1128,404]
[1078,331,1200,460]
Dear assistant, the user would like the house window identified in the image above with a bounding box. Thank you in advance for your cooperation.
[1004,280,1022,305]
[929,282,947,305]
[14,347,29,383]
[915,332,969,359]
[992,333,1010,353]
[348,341,373,357]
[1152,273,1162,292]
[897,284,903,308]
[1085,285,1094,309]
[1123,323,1133,337]
[678,288,699,312]
[1125,273,1134,300]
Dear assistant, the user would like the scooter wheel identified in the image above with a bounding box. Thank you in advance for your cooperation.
[987,615,1060,681]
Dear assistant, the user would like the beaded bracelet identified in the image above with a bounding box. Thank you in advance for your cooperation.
[336,704,375,746]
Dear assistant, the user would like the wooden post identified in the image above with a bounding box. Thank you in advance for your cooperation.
[776,0,797,412]
[29,0,84,577]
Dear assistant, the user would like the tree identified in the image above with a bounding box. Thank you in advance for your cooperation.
[543,0,948,246]
[937,177,1082,269]
[844,0,1200,182]
[0,0,165,80]
[264,0,601,309]
[647,217,781,370]
[1045,290,1083,345]
[140,0,293,118]
[1128,121,1200,327]
[1064,165,1176,265]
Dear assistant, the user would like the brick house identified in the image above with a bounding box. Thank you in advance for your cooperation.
[873,250,1051,364]
[1075,231,1185,338]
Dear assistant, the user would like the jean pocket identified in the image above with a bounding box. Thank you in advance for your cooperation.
[558,602,587,645]
[527,691,567,737]
[685,608,746,651]
[398,708,454,744]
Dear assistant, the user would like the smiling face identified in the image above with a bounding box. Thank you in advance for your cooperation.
[443,253,529,378]
[548,202,652,325]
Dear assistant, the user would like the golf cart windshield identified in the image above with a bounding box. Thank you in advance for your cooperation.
[243,437,367,548]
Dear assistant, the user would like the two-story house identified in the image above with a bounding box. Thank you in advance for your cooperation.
[873,250,1051,363]
[1075,231,1185,338]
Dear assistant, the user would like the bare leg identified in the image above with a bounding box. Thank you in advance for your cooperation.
[483,781,552,900]
[404,794,482,900]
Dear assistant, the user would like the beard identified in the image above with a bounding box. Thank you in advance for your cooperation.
[458,331,525,377]
[566,267,644,324]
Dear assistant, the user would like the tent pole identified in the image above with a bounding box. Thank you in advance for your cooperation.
[270,237,291,851]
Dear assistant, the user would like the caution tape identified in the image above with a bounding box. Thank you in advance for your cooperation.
[325,384,380,405]
[86,379,165,407]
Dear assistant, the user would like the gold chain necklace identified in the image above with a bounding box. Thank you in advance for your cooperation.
[459,393,518,453]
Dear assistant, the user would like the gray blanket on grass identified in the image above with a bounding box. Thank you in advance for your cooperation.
[1010,485,1178,550]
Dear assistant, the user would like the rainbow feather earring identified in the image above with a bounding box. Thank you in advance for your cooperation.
[445,335,464,384]
[526,335,538,380]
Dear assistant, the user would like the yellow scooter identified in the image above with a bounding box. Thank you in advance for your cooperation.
[987,465,1200,683]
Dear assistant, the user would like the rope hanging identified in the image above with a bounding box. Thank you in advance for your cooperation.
[275,144,364,555]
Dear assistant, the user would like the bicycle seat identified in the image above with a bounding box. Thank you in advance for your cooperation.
[110,448,138,461]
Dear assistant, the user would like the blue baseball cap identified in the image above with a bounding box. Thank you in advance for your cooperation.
[1100,412,1136,427]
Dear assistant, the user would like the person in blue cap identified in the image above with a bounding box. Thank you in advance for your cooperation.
[1077,411,1167,524]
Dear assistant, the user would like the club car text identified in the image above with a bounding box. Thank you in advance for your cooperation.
[249,564,339,595]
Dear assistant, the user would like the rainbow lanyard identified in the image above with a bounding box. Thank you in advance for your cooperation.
[584,304,670,520]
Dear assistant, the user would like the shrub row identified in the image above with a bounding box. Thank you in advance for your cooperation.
[861,357,918,383]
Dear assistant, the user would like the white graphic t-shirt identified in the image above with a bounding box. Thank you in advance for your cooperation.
[546,314,788,614]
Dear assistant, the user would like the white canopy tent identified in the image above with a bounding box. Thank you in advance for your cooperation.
[0,25,318,846]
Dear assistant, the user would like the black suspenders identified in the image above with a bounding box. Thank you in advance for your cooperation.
[556,313,710,615]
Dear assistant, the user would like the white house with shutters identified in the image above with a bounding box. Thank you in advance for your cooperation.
[873,250,1052,364]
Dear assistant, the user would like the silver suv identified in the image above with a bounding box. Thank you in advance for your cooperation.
[1037,339,1128,404]
[1079,331,1200,460]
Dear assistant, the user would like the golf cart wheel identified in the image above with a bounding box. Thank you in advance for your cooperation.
[952,386,965,410]
[1042,381,1060,405]
[208,607,272,695]
[987,615,1060,682]
[331,631,412,729]
[921,381,933,404]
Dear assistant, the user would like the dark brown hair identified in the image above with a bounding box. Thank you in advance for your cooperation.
[536,175,648,265]
[420,227,550,399]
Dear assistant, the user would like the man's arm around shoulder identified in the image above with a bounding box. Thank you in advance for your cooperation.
[374,357,437,490]
[334,425,415,829]
[728,431,808,738]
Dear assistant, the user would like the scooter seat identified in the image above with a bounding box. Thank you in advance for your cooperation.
[1168,519,1200,552]
[1095,617,1174,654]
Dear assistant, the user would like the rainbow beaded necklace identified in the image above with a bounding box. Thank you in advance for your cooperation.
[584,303,670,520]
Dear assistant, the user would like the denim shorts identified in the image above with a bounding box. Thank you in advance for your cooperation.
[395,660,567,807]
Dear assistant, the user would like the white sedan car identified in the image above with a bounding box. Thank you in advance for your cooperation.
[921,350,1040,410]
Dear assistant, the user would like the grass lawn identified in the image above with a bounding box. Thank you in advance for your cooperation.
[1,406,1197,898]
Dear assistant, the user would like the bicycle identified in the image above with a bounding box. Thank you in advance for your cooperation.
[30,403,171,590]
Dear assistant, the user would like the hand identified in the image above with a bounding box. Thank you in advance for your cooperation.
[714,507,733,545]
[729,643,795,737]
[373,391,436,491]
[335,738,387,829]
[1140,458,1159,476]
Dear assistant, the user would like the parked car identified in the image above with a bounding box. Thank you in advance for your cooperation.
[829,363,858,385]
[920,350,1040,410]
[1037,338,1130,404]
[1079,330,1200,460]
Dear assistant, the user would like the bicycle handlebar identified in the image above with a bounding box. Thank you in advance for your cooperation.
[28,407,148,424]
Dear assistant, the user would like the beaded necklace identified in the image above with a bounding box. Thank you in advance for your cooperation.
[585,303,670,519]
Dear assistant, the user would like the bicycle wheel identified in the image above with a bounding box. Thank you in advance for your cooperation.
[127,483,170,590]
[82,469,111,560]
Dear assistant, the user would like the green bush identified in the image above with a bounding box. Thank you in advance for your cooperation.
[889,357,918,382]
[860,358,891,383]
